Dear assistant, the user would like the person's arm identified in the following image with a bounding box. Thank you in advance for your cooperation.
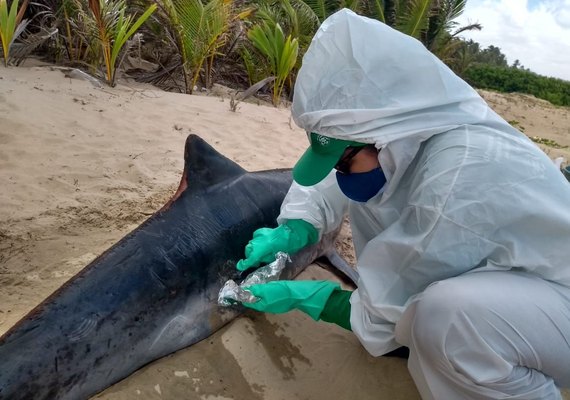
[278,171,348,238]
[237,171,347,271]
[236,219,319,271]
[243,280,352,331]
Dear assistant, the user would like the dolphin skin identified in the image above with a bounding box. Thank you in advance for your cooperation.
[0,134,357,400]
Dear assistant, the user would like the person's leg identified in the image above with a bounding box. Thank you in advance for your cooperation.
[395,271,570,400]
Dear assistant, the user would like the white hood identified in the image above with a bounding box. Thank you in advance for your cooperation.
[292,9,513,146]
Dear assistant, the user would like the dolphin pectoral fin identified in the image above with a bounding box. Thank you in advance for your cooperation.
[316,250,359,288]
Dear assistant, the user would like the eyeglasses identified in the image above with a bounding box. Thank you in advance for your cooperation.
[335,146,364,174]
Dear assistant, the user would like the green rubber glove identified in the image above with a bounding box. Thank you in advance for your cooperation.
[242,280,351,330]
[320,288,352,331]
[236,219,318,271]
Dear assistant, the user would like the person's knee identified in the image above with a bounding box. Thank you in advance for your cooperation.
[408,275,567,397]
[411,279,481,362]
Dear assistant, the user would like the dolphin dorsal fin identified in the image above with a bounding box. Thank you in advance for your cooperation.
[183,135,246,191]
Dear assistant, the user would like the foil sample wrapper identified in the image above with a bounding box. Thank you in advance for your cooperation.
[218,252,290,307]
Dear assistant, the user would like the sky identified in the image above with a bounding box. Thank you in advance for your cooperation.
[455,0,570,81]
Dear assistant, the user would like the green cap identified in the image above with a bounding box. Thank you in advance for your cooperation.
[293,132,365,186]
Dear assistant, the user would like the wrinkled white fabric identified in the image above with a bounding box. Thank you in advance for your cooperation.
[396,271,570,400]
[278,8,570,399]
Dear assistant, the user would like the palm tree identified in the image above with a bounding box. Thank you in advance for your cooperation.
[88,0,157,86]
[239,0,317,103]
[157,0,234,93]
[0,0,30,65]
[361,0,476,46]
[253,0,319,57]
[298,0,337,23]
[248,20,299,106]
[358,0,482,70]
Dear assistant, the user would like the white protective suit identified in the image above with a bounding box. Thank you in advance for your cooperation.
[277,9,570,400]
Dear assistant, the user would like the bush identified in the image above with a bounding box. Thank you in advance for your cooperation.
[464,64,570,107]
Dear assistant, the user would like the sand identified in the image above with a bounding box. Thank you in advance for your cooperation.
[1,63,569,400]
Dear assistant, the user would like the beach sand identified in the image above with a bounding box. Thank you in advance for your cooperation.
[1,64,569,399]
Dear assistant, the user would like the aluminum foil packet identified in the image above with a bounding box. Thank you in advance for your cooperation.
[218,252,290,307]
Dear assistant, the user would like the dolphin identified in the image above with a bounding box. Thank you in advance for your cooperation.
[0,134,357,400]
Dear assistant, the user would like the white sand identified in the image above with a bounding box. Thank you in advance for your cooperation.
[1,64,568,399]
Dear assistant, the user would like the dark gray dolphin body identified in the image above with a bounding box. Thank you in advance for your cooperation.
[0,135,357,400]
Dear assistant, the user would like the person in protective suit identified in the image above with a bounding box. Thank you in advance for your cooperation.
[235,9,570,400]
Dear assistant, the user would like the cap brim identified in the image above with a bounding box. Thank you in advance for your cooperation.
[293,146,342,186]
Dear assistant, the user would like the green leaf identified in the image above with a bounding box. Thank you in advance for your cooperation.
[300,0,329,21]
[109,3,157,83]
[396,0,431,39]
[160,0,231,92]
[248,21,299,106]
[0,0,22,64]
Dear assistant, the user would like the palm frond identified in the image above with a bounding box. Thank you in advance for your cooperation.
[339,0,361,13]
[174,0,204,61]
[64,0,100,64]
[443,0,467,30]
[165,0,232,91]
[0,0,29,65]
[395,0,431,39]
[451,22,481,37]
[248,21,298,105]
[300,0,332,22]
[369,0,387,23]
[9,25,56,65]
[288,0,319,66]
[425,0,470,48]
[108,3,156,84]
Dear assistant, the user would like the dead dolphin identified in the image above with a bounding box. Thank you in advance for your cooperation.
[0,134,357,400]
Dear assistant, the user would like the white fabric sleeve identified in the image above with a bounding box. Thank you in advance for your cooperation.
[277,171,348,236]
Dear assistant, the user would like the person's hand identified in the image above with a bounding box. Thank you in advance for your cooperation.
[243,280,340,320]
[236,219,318,271]
[235,226,283,271]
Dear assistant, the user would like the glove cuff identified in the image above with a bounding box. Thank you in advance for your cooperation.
[319,289,352,331]
[282,219,319,252]
[294,280,340,320]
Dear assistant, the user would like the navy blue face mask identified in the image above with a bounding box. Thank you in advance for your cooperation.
[336,167,387,203]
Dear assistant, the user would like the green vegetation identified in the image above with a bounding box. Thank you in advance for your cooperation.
[0,0,28,66]
[464,64,570,107]
[248,21,298,106]
[88,0,156,86]
[508,120,525,132]
[448,39,570,107]
[8,0,480,97]
[528,136,568,149]
[157,0,234,93]
[7,0,568,107]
